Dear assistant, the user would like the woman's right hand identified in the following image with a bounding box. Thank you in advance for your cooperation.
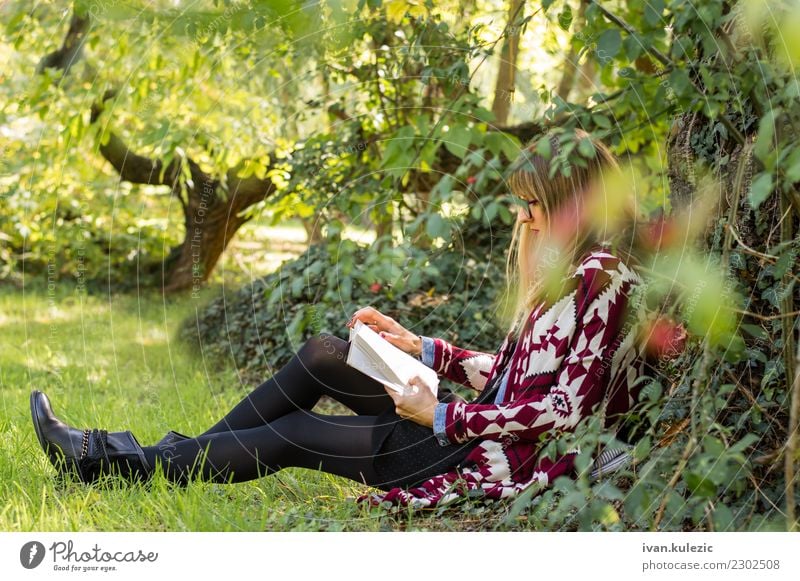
[346,306,423,357]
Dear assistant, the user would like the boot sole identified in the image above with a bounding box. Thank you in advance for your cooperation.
[30,390,76,475]
[30,390,48,455]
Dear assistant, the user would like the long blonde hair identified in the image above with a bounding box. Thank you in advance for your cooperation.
[502,129,625,337]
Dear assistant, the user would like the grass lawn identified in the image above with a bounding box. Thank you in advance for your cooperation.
[0,225,518,531]
[0,280,401,531]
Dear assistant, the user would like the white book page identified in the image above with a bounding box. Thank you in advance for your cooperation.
[347,321,439,396]
[345,343,407,394]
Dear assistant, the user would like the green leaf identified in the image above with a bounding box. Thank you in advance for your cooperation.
[784,145,800,182]
[291,276,304,297]
[536,136,552,160]
[485,202,498,222]
[773,247,796,280]
[286,307,307,342]
[444,124,472,157]
[623,35,643,61]
[558,6,573,31]
[578,137,596,158]
[644,0,665,26]
[684,471,717,498]
[592,113,612,129]
[499,134,521,160]
[340,276,352,301]
[596,29,622,62]
[483,132,505,157]
[668,68,693,99]
[426,213,447,239]
[713,502,734,531]
[740,323,766,339]
[729,433,759,455]
[748,172,773,209]
[754,108,780,164]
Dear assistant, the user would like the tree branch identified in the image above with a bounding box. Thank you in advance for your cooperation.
[225,165,277,207]
[36,10,90,75]
[588,0,746,146]
[90,91,180,186]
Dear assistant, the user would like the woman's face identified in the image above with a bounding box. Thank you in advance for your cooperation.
[515,197,546,237]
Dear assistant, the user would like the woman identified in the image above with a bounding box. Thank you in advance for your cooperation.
[30,129,646,510]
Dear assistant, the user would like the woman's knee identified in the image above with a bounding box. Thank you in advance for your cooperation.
[298,333,349,371]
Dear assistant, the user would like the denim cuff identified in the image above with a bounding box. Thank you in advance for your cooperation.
[433,403,450,446]
[420,336,435,368]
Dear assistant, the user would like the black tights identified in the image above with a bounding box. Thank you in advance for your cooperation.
[142,334,400,489]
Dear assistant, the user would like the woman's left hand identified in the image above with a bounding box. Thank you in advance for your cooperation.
[384,376,438,428]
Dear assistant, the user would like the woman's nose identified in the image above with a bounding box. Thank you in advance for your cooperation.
[517,209,534,223]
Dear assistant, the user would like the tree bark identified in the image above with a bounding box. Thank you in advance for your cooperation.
[41,6,282,294]
[90,92,278,293]
[555,0,589,102]
[491,0,525,125]
[37,9,90,76]
[302,219,325,245]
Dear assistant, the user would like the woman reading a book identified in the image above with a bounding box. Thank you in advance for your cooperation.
[31,129,646,509]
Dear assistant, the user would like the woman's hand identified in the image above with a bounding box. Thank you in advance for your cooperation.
[346,305,422,357]
[383,376,438,428]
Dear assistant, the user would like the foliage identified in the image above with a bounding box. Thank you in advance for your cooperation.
[501,0,800,532]
[1,0,523,290]
[179,229,511,388]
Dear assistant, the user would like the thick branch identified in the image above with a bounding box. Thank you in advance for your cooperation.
[556,0,589,101]
[36,11,90,75]
[90,91,180,186]
[226,166,277,208]
[101,133,173,185]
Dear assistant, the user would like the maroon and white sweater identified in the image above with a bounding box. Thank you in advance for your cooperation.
[358,247,645,509]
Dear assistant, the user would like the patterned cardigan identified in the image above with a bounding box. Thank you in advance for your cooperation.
[358,247,645,509]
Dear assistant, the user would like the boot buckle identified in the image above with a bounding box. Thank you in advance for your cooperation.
[80,429,89,459]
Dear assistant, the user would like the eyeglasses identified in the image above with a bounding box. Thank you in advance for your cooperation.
[513,197,540,220]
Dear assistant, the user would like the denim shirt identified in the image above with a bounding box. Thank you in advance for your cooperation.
[419,336,510,447]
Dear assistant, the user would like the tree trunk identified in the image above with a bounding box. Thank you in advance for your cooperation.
[164,190,250,294]
[491,0,525,125]
[302,218,325,245]
[555,1,588,102]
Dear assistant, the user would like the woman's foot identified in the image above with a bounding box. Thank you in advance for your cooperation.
[30,390,152,484]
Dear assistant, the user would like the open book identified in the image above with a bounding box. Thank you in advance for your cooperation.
[346,320,439,396]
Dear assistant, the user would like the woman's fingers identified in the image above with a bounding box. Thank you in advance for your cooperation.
[347,306,411,340]
[348,306,386,329]
[383,384,402,406]
[408,375,426,387]
[379,331,417,356]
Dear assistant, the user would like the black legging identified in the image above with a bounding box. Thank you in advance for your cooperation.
[142,334,407,489]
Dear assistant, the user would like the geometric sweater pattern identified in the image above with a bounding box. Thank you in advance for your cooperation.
[357,247,645,509]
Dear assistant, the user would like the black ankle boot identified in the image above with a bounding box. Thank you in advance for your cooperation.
[30,390,152,484]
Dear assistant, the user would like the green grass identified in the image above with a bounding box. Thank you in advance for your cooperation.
[0,218,519,531]
[0,278,361,530]
[0,277,517,531]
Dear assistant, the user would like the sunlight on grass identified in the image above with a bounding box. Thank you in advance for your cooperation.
[0,220,511,531]
[0,279,394,531]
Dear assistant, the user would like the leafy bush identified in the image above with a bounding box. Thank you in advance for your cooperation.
[178,229,512,387]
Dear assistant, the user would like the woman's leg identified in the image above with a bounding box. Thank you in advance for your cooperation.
[143,410,388,488]
[197,334,393,437]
